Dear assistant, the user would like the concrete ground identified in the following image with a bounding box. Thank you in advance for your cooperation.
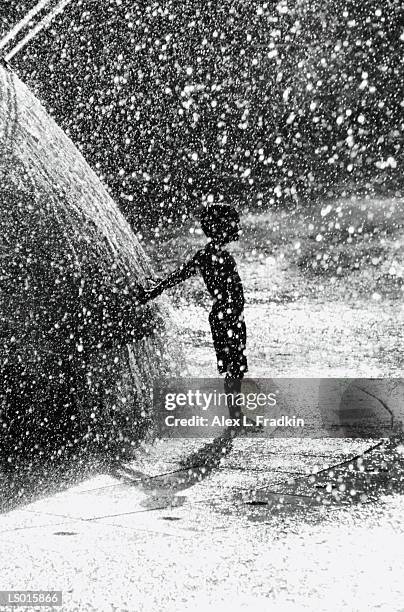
[1,202,404,611]
[1,437,404,611]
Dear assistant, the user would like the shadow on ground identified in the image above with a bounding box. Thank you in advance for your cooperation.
[109,432,235,510]
[2,423,404,526]
[0,429,236,515]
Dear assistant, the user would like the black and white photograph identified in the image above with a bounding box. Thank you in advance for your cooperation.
[0,1,403,610]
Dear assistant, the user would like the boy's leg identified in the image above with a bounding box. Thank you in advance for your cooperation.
[224,373,243,423]
[224,372,263,430]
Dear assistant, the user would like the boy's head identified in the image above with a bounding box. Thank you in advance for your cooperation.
[200,204,241,244]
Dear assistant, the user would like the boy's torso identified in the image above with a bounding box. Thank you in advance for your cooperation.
[194,245,244,313]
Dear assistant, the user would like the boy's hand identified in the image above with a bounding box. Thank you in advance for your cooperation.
[136,286,151,305]
[144,276,160,289]
[136,278,161,304]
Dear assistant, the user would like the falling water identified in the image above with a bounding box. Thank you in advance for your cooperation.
[0,63,182,467]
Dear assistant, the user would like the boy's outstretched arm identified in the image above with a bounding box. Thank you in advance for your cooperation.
[138,255,199,303]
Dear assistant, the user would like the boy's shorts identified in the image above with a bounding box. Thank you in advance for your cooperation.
[209,310,248,377]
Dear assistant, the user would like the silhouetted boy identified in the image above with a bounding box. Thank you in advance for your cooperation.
[139,203,248,424]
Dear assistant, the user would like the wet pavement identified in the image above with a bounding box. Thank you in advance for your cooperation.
[1,436,404,611]
[1,206,404,610]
